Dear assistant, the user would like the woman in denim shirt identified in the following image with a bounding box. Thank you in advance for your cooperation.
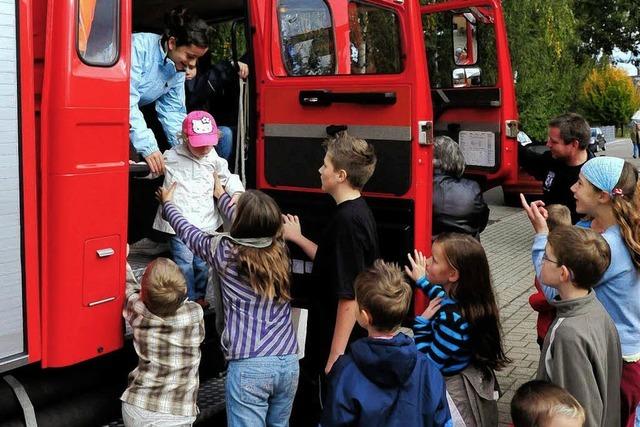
[129,7,211,174]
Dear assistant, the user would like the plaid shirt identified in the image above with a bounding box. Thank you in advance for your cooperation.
[120,263,205,417]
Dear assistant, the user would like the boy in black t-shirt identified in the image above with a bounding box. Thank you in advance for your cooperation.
[283,131,379,419]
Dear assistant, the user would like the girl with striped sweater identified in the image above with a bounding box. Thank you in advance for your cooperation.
[406,233,510,427]
[157,181,298,427]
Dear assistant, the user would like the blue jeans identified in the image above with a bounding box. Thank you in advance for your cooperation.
[226,354,300,427]
[215,126,233,161]
[633,142,640,157]
[169,236,208,301]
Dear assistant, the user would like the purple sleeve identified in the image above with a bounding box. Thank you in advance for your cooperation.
[162,202,215,263]
[217,192,236,221]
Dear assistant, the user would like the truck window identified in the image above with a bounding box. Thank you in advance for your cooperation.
[423,9,497,88]
[277,0,336,76]
[77,0,119,66]
[348,2,403,75]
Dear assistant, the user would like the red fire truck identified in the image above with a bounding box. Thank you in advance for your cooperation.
[1,0,519,423]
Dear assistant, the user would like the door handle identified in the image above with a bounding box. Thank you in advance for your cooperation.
[96,248,115,258]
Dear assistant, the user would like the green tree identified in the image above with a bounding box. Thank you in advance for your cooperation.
[578,66,640,130]
[573,0,640,57]
[502,0,593,141]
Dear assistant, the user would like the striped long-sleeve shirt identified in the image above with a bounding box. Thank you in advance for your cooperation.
[163,193,297,361]
[413,276,471,376]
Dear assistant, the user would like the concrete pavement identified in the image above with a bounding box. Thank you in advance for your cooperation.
[480,203,538,426]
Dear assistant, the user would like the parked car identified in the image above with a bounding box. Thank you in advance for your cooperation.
[589,127,606,152]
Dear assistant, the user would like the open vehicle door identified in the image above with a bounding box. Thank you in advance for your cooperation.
[421,0,519,189]
[40,0,130,366]
[250,0,434,311]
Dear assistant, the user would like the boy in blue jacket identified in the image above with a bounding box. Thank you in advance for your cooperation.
[321,260,452,427]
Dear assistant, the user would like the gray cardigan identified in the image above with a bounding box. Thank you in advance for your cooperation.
[536,291,622,427]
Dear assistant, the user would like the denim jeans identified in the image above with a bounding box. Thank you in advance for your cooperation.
[633,142,640,157]
[169,236,208,301]
[122,402,196,427]
[215,126,233,161]
[226,354,300,427]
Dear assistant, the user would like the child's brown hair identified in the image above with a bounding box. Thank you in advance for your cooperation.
[323,131,377,189]
[230,190,291,302]
[546,204,571,231]
[547,226,611,290]
[354,259,412,332]
[141,258,187,317]
[511,380,585,427]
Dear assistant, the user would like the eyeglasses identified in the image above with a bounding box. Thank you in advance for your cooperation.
[542,253,561,265]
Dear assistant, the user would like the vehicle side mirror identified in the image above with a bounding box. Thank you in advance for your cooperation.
[452,67,481,87]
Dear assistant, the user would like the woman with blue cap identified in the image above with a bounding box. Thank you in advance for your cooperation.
[523,156,640,427]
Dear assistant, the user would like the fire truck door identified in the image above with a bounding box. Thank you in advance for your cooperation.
[40,0,131,367]
[252,0,430,204]
[421,1,518,187]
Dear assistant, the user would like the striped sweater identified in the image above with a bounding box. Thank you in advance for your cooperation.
[413,276,471,376]
[163,193,298,360]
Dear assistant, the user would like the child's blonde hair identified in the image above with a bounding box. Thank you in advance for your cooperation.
[545,204,571,231]
[511,380,585,427]
[354,259,412,332]
[323,131,376,189]
[141,258,187,317]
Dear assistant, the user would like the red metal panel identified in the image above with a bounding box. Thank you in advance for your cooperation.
[19,0,42,364]
[254,0,433,313]
[40,0,130,367]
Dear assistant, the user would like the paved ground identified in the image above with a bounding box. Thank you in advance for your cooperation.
[480,202,539,426]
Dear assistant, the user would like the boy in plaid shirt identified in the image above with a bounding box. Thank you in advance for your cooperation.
[120,257,205,426]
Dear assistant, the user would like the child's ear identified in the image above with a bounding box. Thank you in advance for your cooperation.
[449,268,460,284]
[336,168,348,183]
[560,265,572,282]
[361,308,372,327]
[597,191,611,205]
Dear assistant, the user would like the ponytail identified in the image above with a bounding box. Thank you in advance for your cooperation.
[162,7,211,48]
[611,163,640,269]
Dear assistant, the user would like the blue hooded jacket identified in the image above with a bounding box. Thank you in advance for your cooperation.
[321,333,452,427]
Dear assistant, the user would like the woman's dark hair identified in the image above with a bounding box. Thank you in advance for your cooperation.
[435,233,511,371]
[230,190,291,302]
[162,7,211,48]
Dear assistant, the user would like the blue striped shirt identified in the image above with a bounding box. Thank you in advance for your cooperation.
[163,194,298,360]
[413,276,471,376]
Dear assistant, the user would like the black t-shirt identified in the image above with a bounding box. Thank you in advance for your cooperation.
[306,197,379,371]
[520,148,593,224]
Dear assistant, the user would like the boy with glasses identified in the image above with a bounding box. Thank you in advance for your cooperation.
[535,225,621,427]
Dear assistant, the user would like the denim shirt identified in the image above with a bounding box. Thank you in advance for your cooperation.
[130,33,186,157]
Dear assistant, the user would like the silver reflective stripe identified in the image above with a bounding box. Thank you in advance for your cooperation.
[544,317,565,378]
[264,124,412,141]
[3,375,38,427]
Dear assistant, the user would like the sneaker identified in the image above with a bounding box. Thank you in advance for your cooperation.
[195,298,211,310]
[129,238,170,256]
